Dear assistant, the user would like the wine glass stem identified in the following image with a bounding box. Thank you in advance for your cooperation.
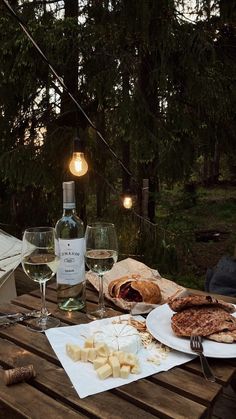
[40,281,47,319]
[98,274,105,312]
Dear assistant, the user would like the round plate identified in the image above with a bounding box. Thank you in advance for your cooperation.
[146,303,236,358]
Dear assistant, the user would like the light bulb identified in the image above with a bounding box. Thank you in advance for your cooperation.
[123,196,133,209]
[69,152,88,176]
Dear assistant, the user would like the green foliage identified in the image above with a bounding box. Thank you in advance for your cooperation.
[0,0,235,275]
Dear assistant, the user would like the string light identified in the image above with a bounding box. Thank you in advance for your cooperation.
[69,138,88,177]
[123,196,133,209]
[2,1,162,230]
[1,0,134,184]
[121,189,136,210]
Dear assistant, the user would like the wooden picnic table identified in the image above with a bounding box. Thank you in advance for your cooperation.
[0,282,235,419]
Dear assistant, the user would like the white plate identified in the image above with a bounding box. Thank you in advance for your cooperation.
[146,303,236,358]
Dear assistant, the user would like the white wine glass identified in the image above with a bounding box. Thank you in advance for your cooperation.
[85,222,118,319]
[21,227,60,332]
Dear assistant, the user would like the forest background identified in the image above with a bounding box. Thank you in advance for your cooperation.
[0,0,236,290]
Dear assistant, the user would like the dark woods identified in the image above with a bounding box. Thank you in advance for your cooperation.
[0,0,235,235]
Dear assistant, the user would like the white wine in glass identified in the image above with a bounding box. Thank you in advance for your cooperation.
[21,227,60,332]
[85,223,118,319]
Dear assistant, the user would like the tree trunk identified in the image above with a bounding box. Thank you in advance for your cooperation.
[203,153,209,185]
[60,0,79,128]
[138,50,159,222]
[95,108,106,218]
[213,139,220,183]
[219,0,236,21]
[121,71,131,193]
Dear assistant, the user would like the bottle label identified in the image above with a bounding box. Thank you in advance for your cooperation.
[56,238,85,285]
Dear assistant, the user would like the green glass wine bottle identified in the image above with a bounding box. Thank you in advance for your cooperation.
[55,181,86,311]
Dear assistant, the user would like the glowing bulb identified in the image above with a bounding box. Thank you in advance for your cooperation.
[123,196,133,209]
[69,152,88,176]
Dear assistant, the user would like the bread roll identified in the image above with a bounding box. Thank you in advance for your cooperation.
[108,276,161,304]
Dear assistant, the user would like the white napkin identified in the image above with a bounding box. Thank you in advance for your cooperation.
[46,314,194,399]
[87,258,186,315]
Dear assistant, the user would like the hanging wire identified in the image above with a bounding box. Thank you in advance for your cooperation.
[1,0,173,231]
[1,0,135,183]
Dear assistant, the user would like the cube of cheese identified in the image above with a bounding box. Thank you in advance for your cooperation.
[113,351,124,363]
[97,363,112,380]
[120,365,130,379]
[66,344,81,361]
[80,347,90,362]
[108,356,120,378]
[131,362,141,374]
[93,357,108,370]
[87,348,97,362]
[95,343,110,357]
[122,353,138,367]
[84,338,94,348]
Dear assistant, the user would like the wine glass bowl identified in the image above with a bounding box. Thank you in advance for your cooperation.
[85,222,118,319]
[21,227,60,332]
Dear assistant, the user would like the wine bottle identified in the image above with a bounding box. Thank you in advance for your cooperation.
[55,181,86,311]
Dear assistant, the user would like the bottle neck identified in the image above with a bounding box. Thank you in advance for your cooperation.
[63,204,76,216]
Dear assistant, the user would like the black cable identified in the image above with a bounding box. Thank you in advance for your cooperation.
[1,0,136,183]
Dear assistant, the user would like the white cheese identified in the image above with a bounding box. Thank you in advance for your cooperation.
[120,365,130,379]
[66,344,81,361]
[97,363,112,380]
[93,357,108,370]
[93,324,141,354]
[80,347,90,362]
[108,356,120,378]
[84,338,94,348]
[87,348,97,362]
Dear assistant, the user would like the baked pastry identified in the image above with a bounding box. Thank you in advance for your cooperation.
[108,276,161,304]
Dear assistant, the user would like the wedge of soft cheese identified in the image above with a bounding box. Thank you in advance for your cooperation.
[94,324,141,354]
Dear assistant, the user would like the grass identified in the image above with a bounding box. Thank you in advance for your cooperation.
[157,186,236,289]
[110,185,236,291]
[4,183,236,293]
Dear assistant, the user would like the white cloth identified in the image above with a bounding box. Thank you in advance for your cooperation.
[0,229,22,286]
[46,314,194,399]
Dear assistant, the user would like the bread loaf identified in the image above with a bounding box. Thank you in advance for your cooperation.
[108,276,161,304]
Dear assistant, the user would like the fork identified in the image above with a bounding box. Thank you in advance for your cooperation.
[0,311,41,327]
[190,335,216,382]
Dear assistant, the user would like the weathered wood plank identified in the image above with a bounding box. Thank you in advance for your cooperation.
[11,293,122,321]
[0,403,24,419]
[183,358,236,385]
[0,324,59,364]
[212,384,236,419]
[149,367,222,406]
[3,281,235,418]
[114,379,208,419]
[30,286,102,306]
[0,338,159,419]
[0,370,86,419]
[40,283,123,312]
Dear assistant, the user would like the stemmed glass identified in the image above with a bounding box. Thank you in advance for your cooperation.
[21,227,60,332]
[85,222,118,320]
